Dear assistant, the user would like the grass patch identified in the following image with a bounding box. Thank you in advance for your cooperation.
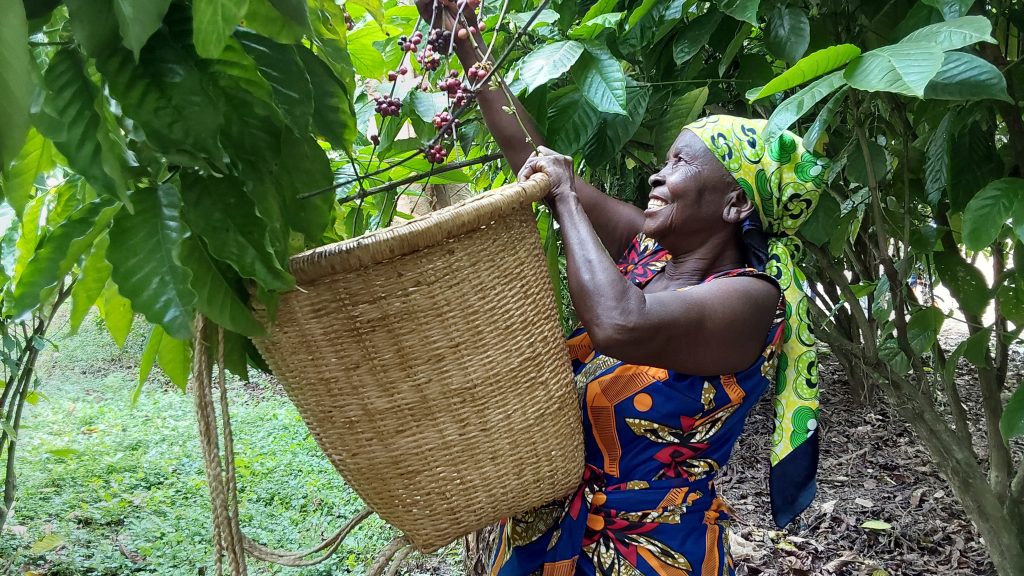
[1,315,460,575]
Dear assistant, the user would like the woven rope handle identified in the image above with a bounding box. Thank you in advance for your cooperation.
[191,316,408,574]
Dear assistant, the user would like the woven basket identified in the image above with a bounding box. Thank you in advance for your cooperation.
[252,175,584,552]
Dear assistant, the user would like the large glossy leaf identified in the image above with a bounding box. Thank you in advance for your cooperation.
[763,71,845,143]
[934,250,990,316]
[802,86,849,152]
[899,15,995,50]
[192,0,249,58]
[764,1,809,64]
[97,30,226,165]
[238,31,314,132]
[1002,381,1024,440]
[719,22,751,76]
[584,81,650,167]
[135,324,163,402]
[655,86,709,160]
[205,37,275,104]
[275,129,334,241]
[907,306,945,355]
[921,0,975,20]
[157,331,192,391]
[242,0,305,43]
[844,43,944,97]
[673,9,723,65]
[408,89,448,123]
[925,110,954,206]
[716,0,759,24]
[309,0,356,94]
[748,44,861,101]
[113,0,172,59]
[3,128,54,217]
[999,282,1024,325]
[32,49,129,204]
[13,194,44,281]
[346,0,384,26]
[180,238,264,338]
[950,122,1001,212]
[70,233,113,334]
[345,24,388,80]
[923,51,1011,102]
[798,192,840,245]
[296,46,357,151]
[962,178,1022,250]
[108,184,196,341]
[12,199,117,319]
[0,0,32,168]
[98,280,134,348]
[520,41,585,93]
[619,0,685,55]
[268,0,309,29]
[569,12,625,40]
[545,86,601,155]
[180,172,293,292]
[574,43,627,115]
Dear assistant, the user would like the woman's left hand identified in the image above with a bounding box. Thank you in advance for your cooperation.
[517,146,576,203]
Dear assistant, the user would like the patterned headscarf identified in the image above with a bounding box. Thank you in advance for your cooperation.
[684,115,829,528]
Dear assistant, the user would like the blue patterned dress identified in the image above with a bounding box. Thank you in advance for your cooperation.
[490,234,784,576]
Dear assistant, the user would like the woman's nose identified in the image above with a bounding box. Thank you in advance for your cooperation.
[648,172,665,188]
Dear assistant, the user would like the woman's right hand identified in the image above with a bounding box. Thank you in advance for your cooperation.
[518,147,577,204]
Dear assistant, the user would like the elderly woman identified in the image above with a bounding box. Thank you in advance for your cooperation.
[420,4,828,574]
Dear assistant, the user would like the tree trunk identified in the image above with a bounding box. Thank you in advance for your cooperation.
[462,524,500,576]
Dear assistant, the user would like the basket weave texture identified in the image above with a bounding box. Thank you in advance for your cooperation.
[253,175,584,552]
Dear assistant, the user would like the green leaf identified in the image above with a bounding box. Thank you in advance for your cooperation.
[98,280,134,348]
[861,520,893,531]
[907,307,945,356]
[583,80,650,167]
[934,250,990,316]
[108,184,196,341]
[28,534,64,555]
[1001,380,1024,440]
[847,140,887,186]
[408,89,449,123]
[799,191,840,245]
[763,71,845,144]
[998,283,1024,326]
[925,110,955,206]
[583,0,619,23]
[238,31,314,132]
[113,0,172,59]
[748,44,861,101]
[570,12,625,40]
[345,24,388,79]
[242,0,305,43]
[672,9,723,65]
[962,178,1022,250]
[268,0,310,29]
[70,233,113,334]
[655,86,709,160]
[0,0,32,168]
[180,172,293,292]
[546,86,601,155]
[574,43,627,115]
[802,86,849,152]
[719,22,751,76]
[157,332,192,391]
[296,46,357,151]
[180,237,265,338]
[13,193,44,281]
[844,43,944,97]
[346,0,384,26]
[3,128,55,217]
[32,49,128,204]
[12,199,117,319]
[921,0,975,20]
[716,0,759,24]
[619,0,685,55]
[899,15,995,51]
[275,129,334,241]
[923,51,1011,102]
[134,324,164,404]
[520,41,585,93]
[192,0,249,58]
[45,447,79,458]
[506,9,561,29]
[764,1,809,64]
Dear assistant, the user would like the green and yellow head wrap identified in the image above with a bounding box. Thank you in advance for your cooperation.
[684,115,829,528]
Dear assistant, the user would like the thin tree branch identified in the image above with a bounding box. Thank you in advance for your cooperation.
[337,152,502,204]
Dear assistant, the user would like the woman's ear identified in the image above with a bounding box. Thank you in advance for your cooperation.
[722,187,755,223]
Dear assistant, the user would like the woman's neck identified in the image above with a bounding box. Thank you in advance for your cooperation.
[655,237,747,289]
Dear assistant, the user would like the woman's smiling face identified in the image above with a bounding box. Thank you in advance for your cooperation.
[642,129,746,246]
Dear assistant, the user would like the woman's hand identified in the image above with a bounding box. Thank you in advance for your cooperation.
[517,146,576,203]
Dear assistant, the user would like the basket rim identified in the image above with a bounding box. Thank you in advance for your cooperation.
[287,174,550,283]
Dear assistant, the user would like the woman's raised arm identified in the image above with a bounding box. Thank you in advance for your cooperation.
[415,0,644,257]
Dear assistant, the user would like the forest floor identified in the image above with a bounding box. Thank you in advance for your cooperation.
[1,315,1019,575]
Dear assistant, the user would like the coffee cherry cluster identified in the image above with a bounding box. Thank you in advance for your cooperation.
[437,70,462,96]
[424,144,448,164]
[343,11,354,31]
[386,66,410,81]
[396,31,422,53]
[374,96,402,117]
[426,28,453,55]
[466,63,488,82]
[417,46,442,71]
[432,111,461,135]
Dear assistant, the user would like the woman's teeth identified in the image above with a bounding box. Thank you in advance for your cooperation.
[647,198,669,211]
